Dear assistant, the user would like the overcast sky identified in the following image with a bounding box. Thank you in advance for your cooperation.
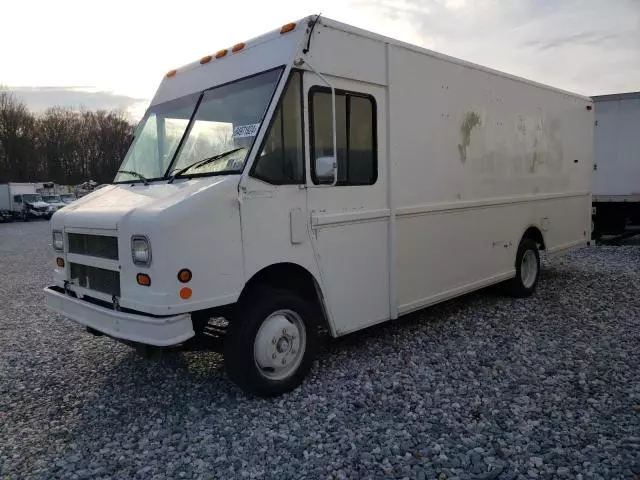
[2,0,638,119]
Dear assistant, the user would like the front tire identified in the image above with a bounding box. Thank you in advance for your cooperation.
[224,287,318,397]
[505,238,540,297]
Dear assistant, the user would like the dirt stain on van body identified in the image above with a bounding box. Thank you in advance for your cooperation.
[458,111,481,163]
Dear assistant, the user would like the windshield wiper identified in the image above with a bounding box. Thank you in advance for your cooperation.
[168,147,246,184]
[117,170,149,185]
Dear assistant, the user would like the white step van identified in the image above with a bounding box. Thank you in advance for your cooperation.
[45,16,593,396]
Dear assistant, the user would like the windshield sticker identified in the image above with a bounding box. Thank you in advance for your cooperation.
[232,123,260,138]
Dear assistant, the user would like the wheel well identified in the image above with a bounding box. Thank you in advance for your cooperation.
[240,263,330,330]
[522,226,546,251]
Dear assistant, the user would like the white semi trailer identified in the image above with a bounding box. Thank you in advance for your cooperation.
[45,15,593,396]
[591,91,640,237]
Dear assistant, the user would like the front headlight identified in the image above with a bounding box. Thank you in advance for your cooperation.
[52,230,63,251]
[131,235,151,266]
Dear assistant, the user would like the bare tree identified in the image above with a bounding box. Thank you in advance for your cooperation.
[0,90,38,182]
[0,86,134,185]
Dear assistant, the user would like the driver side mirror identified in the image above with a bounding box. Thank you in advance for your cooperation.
[315,155,336,184]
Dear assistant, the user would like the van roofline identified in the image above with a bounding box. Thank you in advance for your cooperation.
[167,17,316,77]
[157,14,592,106]
[317,16,592,102]
[591,91,640,102]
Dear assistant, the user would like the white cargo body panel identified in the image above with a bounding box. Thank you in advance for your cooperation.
[382,42,592,314]
[593,92,640,197]
[299,19,592,325]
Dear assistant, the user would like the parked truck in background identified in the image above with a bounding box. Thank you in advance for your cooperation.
[0,183,54,221]
[41,194,68,214]
[591,91,640,238]
[44,15,593,396]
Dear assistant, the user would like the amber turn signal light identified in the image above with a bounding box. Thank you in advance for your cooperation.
[56,257,65,268]
[137,273,151,286]
[177,269,192,283]
[179,287,192,299]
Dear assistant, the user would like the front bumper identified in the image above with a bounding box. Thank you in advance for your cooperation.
[29,209,49,217]
[44,286,195,346]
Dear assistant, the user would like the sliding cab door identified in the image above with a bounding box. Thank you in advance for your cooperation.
[304,76,390,335]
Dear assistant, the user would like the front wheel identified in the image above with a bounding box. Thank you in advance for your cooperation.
[224,287,318,397]
[505,238,540,297]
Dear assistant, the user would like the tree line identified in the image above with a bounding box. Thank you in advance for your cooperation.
[0,89,135,185]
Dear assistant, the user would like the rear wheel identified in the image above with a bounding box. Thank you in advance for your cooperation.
[224,287,317,397]
[505,238,540,297]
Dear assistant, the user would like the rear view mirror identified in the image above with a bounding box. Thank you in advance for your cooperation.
[315,156,336,184]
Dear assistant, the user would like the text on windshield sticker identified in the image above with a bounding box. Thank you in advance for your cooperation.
[232,123,260,138]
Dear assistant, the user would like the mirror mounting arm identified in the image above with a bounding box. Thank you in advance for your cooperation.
[297,57,337,187]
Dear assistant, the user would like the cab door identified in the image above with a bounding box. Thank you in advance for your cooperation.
[240,71,318,287]
[303,75,390,335]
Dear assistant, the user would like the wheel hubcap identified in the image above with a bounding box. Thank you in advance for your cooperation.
[521,250,538,289]
[254,309,306,381]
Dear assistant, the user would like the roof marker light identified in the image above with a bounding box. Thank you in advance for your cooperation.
[166,69,177,78]
[280,22,296,34]
[232,42,245,53]
[200,55,213,64]
[215,49,228,58]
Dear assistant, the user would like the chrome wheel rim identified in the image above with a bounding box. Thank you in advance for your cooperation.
[521,250,538,289]
[254,309,306,381]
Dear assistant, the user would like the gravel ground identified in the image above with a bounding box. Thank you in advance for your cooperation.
[1,221,639,480]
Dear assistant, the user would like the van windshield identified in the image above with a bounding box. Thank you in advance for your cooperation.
[22,194,43,202]
[114,68,283,183]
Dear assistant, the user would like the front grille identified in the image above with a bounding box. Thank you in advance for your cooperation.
[70,263,120,297]
[68,234,119,260]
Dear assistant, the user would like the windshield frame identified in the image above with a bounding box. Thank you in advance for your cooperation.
[113,65,286,185]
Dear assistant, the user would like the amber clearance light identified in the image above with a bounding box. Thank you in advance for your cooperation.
[177,269,192,283]
[280,22,296,34]
[166,69,177,78]
[137,273,151,286]
[215,49,228,59]
[56,257,65,268]
[179,287,192,300]
[232,42,245,53]
[200,55,213,64]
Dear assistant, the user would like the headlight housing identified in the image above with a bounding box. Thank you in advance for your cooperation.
[131,235,152,266]
[52,230,63,251]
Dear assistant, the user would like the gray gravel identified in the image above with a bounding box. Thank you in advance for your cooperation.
[1,220,639,480]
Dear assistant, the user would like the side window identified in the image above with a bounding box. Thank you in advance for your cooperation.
[310,89,377,185]
[251,71,304,184]
[14,195,22,203]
